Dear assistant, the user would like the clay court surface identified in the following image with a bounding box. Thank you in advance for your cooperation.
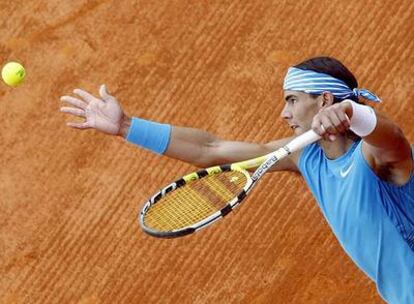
[0,1,413,303]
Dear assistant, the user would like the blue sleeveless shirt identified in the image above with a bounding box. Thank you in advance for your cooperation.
[298,140,414,303]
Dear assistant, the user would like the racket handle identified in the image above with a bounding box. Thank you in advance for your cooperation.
[286,130,320,153]
[231,130,320,170]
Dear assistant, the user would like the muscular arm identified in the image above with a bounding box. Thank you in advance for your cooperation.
[163,126,300,172]
[361,111,412,184]
[310,98,412,185]
[61,86,300,173]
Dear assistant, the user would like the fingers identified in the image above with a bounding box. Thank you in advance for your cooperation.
[330,107,351,134]
[60,87,100,131]
[60,96,88,110]
[320,115,336,141]
[66,121,90,129]
[312,105,352,142]
[73,88,100,103]
[324,112,344,133]
[60,107,85,117]
[337,111,351,130]
[99,84,112,101]
[311,116,326,137]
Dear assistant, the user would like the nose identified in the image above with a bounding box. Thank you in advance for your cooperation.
[280,104,292,120]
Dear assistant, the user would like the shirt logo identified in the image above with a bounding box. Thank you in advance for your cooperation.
[340,162,354,178]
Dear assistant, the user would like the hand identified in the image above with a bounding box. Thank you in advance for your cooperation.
[311,101,353,141]
[60,84,128,136]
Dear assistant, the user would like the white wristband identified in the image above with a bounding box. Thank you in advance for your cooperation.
[348,100,377,137]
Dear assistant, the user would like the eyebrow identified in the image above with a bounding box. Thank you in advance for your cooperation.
[284,94,296,102]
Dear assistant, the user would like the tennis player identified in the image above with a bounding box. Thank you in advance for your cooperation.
[60,56,414,303]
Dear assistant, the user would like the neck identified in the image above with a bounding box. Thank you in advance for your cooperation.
[319,135,357,160]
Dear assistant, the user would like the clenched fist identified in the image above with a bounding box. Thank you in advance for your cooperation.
[311,100,353,141]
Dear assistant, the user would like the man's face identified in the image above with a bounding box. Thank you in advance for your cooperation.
[281,90,321,135]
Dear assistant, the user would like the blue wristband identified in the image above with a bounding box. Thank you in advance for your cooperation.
[126,117,172,154]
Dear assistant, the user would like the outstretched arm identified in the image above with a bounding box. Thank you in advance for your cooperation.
[60,85,299,172]
[164,127,299,170]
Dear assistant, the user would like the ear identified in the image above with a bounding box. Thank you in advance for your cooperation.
[319,91,335,108]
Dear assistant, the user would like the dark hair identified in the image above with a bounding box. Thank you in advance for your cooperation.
[294,56,362,141]
[294,56,359,103]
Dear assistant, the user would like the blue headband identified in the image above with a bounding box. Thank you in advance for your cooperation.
[283,67,381,103]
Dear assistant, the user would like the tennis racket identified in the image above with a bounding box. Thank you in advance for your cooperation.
[139,130,320,238]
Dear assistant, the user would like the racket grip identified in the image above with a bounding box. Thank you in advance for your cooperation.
[286,130,320,153]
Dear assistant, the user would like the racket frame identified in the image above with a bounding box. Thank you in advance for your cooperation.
[139,165,253,238]
[139,130,320,238]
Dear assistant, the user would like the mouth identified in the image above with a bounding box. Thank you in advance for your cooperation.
[289,125,299,130]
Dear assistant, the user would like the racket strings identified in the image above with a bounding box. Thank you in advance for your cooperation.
[143,171,248,231]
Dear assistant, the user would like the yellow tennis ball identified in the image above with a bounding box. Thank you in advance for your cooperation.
[1,62,26,87]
